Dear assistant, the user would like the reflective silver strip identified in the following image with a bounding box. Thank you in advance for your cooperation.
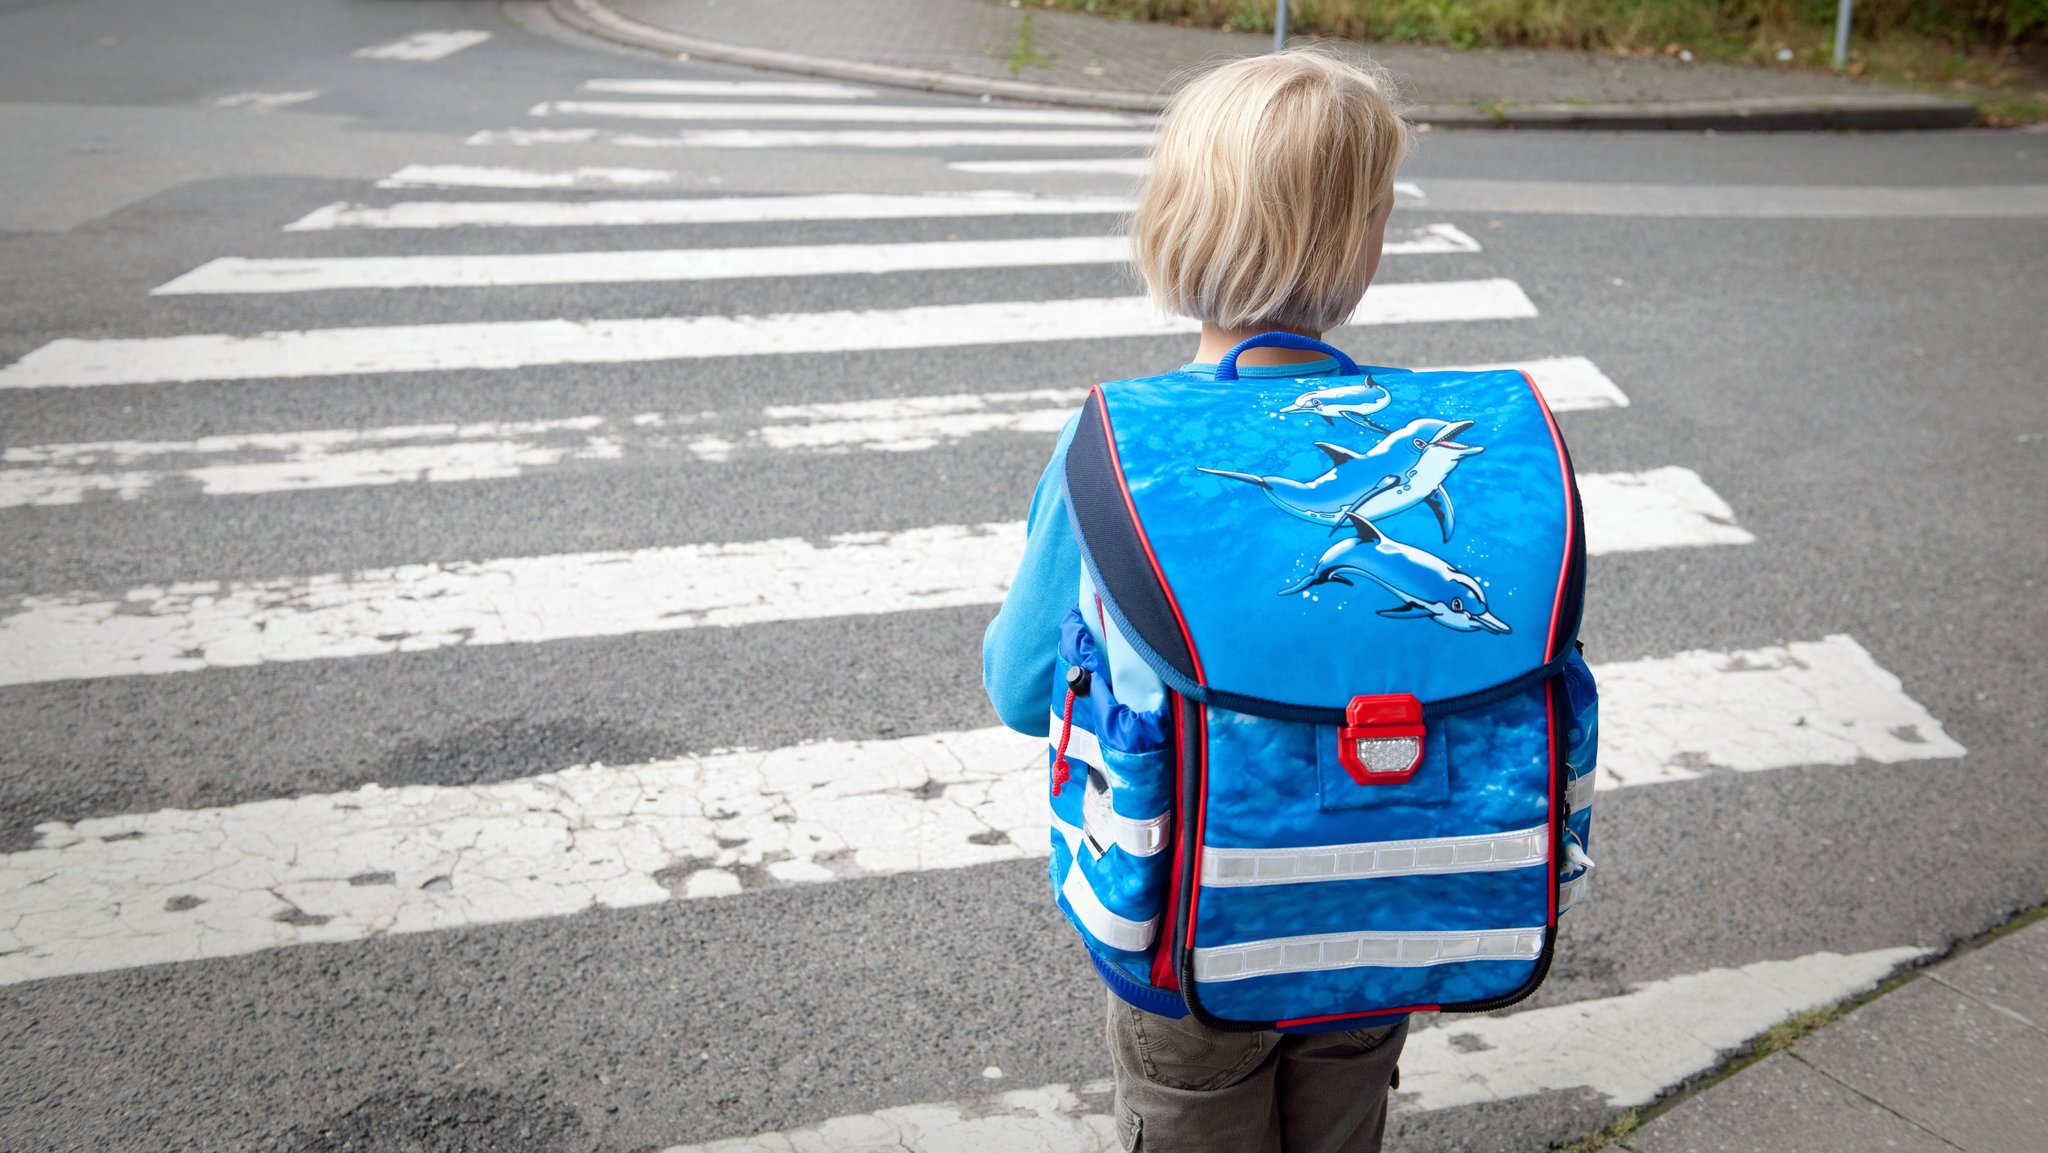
[1082,781,1170,858]
[1053,819,1158,952]
[1559,871,1592,914]
[1047,708,1104,770]
[1201,826,1548,888]
[1566,771,1596,816]
[1194,927,1545,983]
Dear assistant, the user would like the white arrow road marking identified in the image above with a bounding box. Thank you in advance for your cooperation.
[374,165,682,189]
[645,947,1927,1152]
[465,127,1161,149]
[578,78,878,99]
[282,190,1136,230]
[151,226,1478,294]
[352,30,491,62]
[0,466,1741,685]
[529,101,1151,126]
[0,634,1950,979]
[0,359,1622,508]
[0,283,1537,388]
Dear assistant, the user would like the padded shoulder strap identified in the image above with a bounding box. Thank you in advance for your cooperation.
[1062,389,1204,695]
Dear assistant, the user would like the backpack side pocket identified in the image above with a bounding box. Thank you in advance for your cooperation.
[1559,649,1599,914]
[1049,608,1174,959]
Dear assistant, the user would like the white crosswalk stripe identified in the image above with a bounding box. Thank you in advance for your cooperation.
[0,637,1958,985]
[373,164,684,189]
[0,357,1622,507]
[0,283,1539,388]
[578,78,879,99]
[465,127,1161,149]
[0,470,1744,686]
[283,190,1136,230]
[152,226,1479,294]
[528,100,1152,126]
[351,30,491,62]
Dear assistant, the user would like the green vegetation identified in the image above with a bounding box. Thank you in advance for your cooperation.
[1036,1,2048,122]
[1551,1109,1640,1153]
[1009,9,1054,72]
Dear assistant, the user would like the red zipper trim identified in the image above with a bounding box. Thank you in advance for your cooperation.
[1149,697,1186,991]
[1521,368,1579,665]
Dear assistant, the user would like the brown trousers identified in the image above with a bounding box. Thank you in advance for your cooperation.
[1106,991,1408,1153]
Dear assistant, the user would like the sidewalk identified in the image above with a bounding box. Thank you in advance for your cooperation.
[548,0,1979,129]
[1623,914,2048,1153]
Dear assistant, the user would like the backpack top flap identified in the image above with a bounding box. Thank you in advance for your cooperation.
[1064,352,1581,719]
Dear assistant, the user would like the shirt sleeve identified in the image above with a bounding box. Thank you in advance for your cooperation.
[981,412,1084,737]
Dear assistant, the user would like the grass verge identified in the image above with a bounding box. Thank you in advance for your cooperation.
[1031,1,2048,123]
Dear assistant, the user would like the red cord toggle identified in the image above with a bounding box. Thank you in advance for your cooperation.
[1051,688,1078,796]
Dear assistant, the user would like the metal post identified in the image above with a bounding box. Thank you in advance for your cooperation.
[1274,0,1290,53]
[1833,0,1854,70]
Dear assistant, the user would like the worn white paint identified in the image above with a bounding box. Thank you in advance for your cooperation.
[1590,634,1966,789]
[374,164,680,189]
[213,91,320,112]
[0,283,1535,388]
[530,100,1150,126]
[0,357,1619,507]
[647,947,1926,1150]
[465,127,1160,149]
[152,226,1476,295]
[579,78,877,98]
[1579,467,1755,552]
[351,30,492,61]
[0,458,1741,683]
[0,520,1023,687]
[949,158,1149,176]
[1401,946,1930,1108]
[0,637,1953,980]
[281,190,1136,230]
[0,727,1048,986]
[0,415,649,505]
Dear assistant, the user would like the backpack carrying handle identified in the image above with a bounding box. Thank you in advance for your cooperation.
[1214,331,1359,381]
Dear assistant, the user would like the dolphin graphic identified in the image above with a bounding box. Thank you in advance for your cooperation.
[1279,512,1511,634]
[1279,378,1392,432]
[1197,418,1481,541]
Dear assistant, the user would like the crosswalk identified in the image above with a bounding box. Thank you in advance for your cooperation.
[0,69,1966,1150]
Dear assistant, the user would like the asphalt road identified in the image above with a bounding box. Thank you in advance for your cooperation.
[1,1,2044,1151]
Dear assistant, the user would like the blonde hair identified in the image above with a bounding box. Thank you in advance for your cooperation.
[1130,50,1410,334]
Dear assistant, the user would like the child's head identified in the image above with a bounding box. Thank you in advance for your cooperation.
[1131,50,1411,337]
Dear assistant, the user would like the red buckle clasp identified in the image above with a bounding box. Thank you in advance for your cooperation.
[1337,694,1425,786]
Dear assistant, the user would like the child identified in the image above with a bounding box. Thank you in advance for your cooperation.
[983,49,1417,1153]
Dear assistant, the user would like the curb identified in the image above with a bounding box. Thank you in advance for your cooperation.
[546,0,1168,112]
[546,0,1980,131]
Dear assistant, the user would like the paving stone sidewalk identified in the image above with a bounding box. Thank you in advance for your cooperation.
[1625,916,2048,1153]
[553,0,1978,127]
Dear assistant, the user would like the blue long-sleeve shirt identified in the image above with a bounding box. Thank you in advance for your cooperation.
[980,357,1341,734]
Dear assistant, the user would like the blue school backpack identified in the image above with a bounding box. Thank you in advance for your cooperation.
[1047,332,1599,1032]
